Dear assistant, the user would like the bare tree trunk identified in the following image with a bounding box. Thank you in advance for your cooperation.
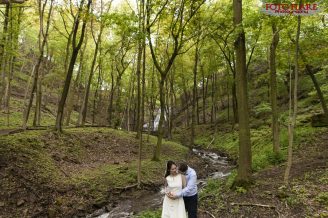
[226,70,230,122]
[137,0,145,187]
[233,0,252,185]
[232,70,238,125]
[152,77,165,161]
[147,64,155,141]
[33,66,42,126]
[65,37,87,126]
[80,38,100,126]
[284,13,301,185]
[3,6,20,126]
[0,3,10,108]
[299,52,328,118]
[211,74,214,123]
[202,68,206,124]
[55,0,92,132]
[270,21,280,154]
[107,70,115,126]
[23,0,54,129]
[191,42,199,146]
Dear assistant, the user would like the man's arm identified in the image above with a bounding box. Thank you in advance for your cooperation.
[175,173,197,198]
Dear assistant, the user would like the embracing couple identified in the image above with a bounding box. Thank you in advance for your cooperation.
[162,161,198,218]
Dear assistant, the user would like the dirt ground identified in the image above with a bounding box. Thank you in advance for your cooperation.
[199,131,328,218]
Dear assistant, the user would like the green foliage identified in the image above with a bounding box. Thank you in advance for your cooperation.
[137,209,162,218]
[253,102,272,117]
[235,186,247,194]
[266,151,285,165]
[319,171,328,185]
[0,127,190,209]
[225,170,237,188]
[199,179,225,211]
[316,192,328,206]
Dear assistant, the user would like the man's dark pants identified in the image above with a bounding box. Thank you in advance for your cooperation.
[183,194,198,218]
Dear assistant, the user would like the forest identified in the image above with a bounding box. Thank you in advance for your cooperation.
[0,0,327,217]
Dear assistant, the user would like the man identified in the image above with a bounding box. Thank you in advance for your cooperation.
[168,163,198,218]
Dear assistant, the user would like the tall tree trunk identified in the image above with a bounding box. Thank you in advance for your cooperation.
[114,75,123,128]
[211,74,214,123]
[33,66,42,126]
[232,70,238,125]
[233,0,252,185]
[55,0,92,132]
[126,74,135,130]
[270,21,280,154]
[147,64,155,140]
[23,0,54,129]
[202,68,206,124]
[226,69,230,122]
[300,53,328,118]
[79,28,101,126]
[191,42,199,146]
[284,12,301,185]
[4,6,21,126]
[152,77,165,161]
[65,37,87,126]
[92,64,101,125]
[0,3,10,107]
[107,70,115,126]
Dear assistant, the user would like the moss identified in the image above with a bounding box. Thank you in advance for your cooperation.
[199,179,226,211]
[1,127,190,216]
[193,123,326,173]
[137,209,162,218]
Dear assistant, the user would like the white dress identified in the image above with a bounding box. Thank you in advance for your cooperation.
[161,174,187,218]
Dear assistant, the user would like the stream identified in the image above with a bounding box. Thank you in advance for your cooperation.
[86,149,234,218]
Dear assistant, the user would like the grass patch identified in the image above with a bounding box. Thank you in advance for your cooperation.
[137,209,162,218]
[193,122,326,172]
[0,127,190,214]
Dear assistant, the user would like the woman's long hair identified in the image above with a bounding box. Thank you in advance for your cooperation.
[164,160,176,178]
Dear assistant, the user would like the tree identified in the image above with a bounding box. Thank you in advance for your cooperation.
[78,0,110,126]
[233,0,252,185]
[284,11,302,184]
[55,0,92,132]
[146,0,205,161]
[137,0,145,188]
[22,0,54,128]
[270,20,280,154]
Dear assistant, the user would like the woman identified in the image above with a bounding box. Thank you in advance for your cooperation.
[162,160,187,218]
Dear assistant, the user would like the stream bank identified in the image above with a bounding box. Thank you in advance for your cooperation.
[86,149,235,218]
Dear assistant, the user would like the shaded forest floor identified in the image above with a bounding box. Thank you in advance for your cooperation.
[198,129,328,218]
[0,128,216,218]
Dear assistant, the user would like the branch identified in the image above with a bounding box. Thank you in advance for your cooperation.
[230,202,276,208]
[199,209,216,218]
[147,0,169,28]
[246,24,263,73]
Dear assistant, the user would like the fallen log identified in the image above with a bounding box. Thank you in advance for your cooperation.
[0,0,26,4]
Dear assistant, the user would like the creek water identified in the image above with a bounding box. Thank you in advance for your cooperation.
[86,149,234,218]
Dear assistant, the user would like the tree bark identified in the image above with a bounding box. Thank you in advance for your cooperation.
[55,0,92,132]
[79,24,102,126]
[202,68,206,124]
[270,21,280,154]
[0,3,10,108]
[298,51,328,118]
[23,0,53,128]
[233,0,252,185]
[191,42,199,146]
[284,13,301,184]
[152,77,165,161]
[65,37,87,126]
